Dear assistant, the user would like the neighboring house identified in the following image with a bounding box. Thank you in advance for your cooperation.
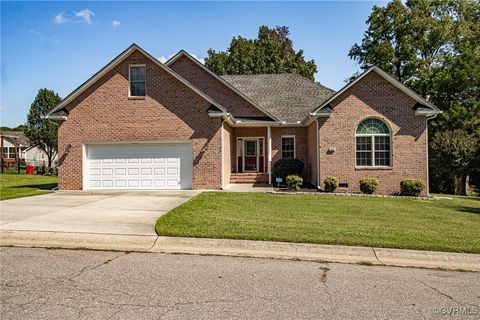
[46,44,441,195]
[0,131,56,167]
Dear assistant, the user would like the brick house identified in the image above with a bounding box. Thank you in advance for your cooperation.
[46,44,441,195]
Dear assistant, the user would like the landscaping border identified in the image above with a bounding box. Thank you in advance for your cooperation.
[269,191,451,201]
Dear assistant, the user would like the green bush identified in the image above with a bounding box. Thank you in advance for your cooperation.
[400,179,426,196]
[286,175,303,191]
[360,179,378,194]
[272,158,304,180]
[324,176,338,192]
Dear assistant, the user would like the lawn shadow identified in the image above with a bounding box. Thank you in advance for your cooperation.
[12,183,58,190]
[457,206,480,215]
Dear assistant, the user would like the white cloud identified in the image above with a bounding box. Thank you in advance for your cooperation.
[75,8,95,24]
[54,11,66,24]
[158,52,205,65]
[28,29,60,45]
[29,29,43,36]
[189,53,205,65]
[112,20,121,27]
[157,54,173,64]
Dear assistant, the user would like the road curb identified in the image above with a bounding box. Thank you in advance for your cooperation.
[1,230,479,272]
[0,230,157,252]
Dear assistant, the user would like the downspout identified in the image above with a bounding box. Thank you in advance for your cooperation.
[268,126,272,185]
[316,119,320,189]
[425,113,438,197]
[221,119,224,189]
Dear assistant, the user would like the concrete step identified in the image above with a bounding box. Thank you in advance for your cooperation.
[230,173,269,184]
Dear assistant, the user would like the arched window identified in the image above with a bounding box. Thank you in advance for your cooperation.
[355,118,391,167]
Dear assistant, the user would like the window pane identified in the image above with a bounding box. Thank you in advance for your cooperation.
[130,66,145,82]
[245,141,257,156]
[130,66,146,96]
[356,137,372,166]
[259,139,264,156]
[374,136,390,166]
[130,82,146,96]
[282,137,294,159]
[356,118,389,134]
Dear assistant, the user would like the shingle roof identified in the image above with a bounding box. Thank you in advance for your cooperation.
[221,74,335,123]
[0,131,30,147]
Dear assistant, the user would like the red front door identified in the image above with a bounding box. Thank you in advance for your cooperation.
[244,140,258,172]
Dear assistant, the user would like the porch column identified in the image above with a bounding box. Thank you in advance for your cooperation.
[267,126,272,184]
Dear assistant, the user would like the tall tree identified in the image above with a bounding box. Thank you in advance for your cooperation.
[349,0,480,194]
[205,25,317,80]
[431,130,479,195]
[24,88,61,169]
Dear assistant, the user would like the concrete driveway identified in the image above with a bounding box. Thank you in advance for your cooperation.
[0,191,198,235]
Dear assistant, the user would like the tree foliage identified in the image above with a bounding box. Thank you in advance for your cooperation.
[24,88,61,168]
[349,0,480,194]
[205,25,317,80]
[431,130,479,195]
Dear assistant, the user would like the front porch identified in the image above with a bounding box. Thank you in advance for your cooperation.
[226,126,271,185]
[222,124,310,187]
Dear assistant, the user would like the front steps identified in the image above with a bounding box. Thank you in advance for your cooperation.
[230,173,269,184]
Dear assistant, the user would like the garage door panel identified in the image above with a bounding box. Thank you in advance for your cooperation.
[90,180,101,188]
[86,143,192,190]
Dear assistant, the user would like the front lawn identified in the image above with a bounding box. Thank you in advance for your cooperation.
[0,171,58,200]
[156,192,480,253]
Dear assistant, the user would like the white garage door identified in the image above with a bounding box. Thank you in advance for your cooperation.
[85,143,193,190]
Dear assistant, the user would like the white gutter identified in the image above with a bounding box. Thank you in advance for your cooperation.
[416,109,442,116]
[41,115,67,121]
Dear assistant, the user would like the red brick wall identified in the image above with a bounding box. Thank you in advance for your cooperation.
[271,127,309,178]
[58,50,222,190]
[307,121,319,186]
[168,56,269,118]
[318,72,428,195]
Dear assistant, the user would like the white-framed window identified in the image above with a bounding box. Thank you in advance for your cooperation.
[281,136,295,159]
[129,65,146,97]
[355,118,391,167]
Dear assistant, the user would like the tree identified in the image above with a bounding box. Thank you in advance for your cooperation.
[24,88,61,169]
[431,130,479,195]
[349,0,480,194]
[205,25,317,80]
[0,125,26,132]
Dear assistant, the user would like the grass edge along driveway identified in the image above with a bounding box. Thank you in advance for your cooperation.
[0,172,58,200]
[156,192,480,254]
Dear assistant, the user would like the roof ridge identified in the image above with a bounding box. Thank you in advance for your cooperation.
[221,73,336,93]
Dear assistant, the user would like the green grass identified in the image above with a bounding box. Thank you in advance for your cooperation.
[156,192,480,253]
[0,171,58,200]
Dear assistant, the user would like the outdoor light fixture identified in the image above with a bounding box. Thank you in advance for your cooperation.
[65,144,72,154]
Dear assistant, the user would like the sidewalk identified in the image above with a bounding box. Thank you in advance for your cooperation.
[1,230,479,272]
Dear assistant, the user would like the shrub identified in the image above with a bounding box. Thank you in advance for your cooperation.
[286,175,303,191]
[272,158,304,180]
[400,179,426,196]
[360,179,378,194]
[324,176,338,192]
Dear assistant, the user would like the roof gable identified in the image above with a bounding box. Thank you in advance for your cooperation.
[311,66,441,117]
[46,44,228,119]
[166,51,278,121]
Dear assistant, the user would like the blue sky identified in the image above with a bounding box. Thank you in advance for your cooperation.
[1,1,384,127]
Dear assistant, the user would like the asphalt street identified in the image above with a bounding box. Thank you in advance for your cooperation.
[1,247,479,320]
